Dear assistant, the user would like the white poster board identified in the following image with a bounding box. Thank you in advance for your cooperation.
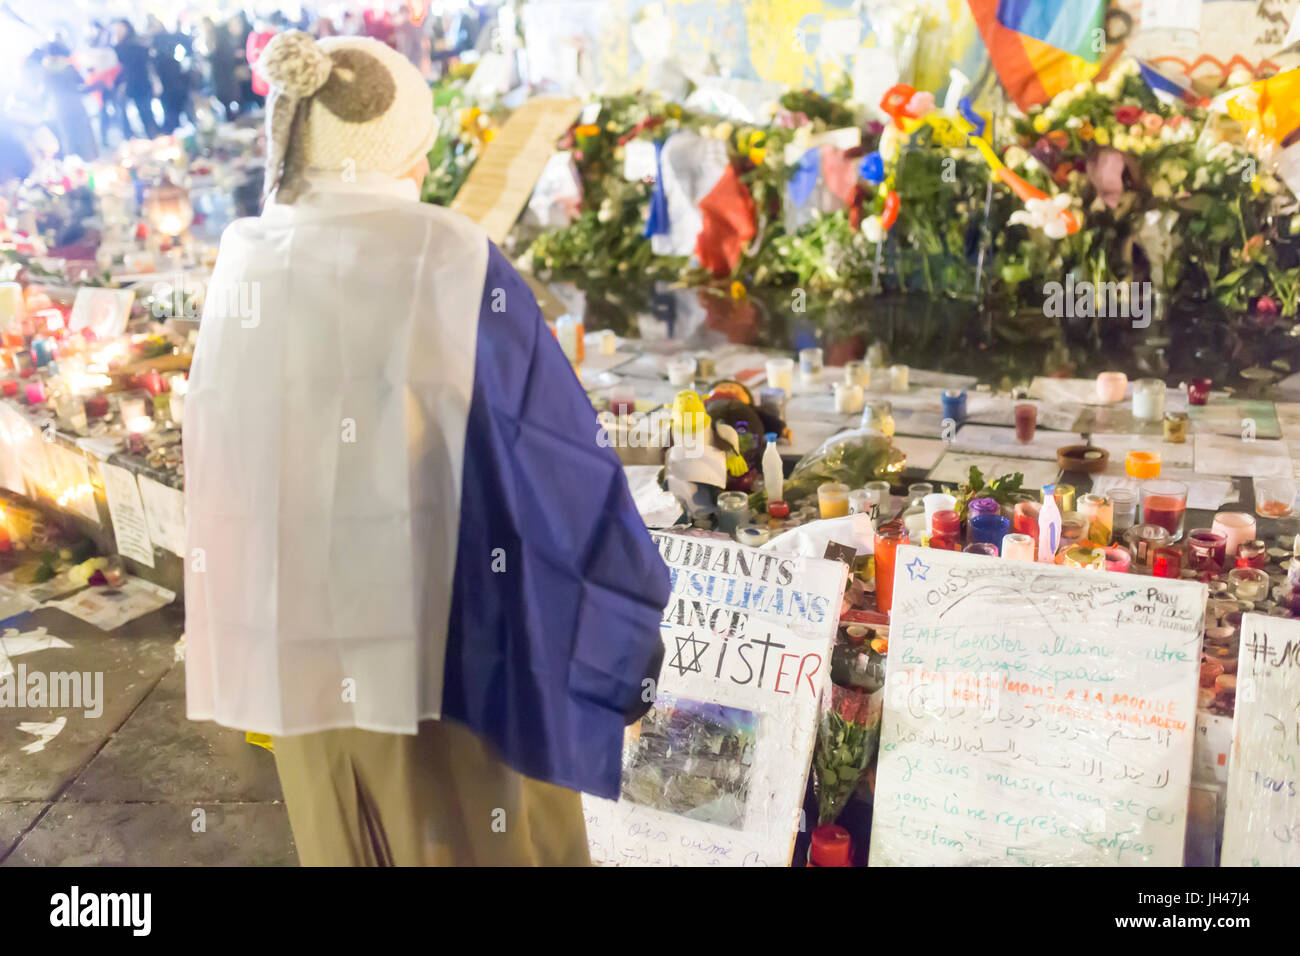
[870,545,1205,866]
[1222,613,1300,866]
[584,531,845,866]
[97,462,155,568]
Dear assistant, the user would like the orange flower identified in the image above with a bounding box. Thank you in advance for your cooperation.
[1142,112,1164,133]
[574,124,600,138]
[1046,129,1069,150]
[1078,121,1094,141]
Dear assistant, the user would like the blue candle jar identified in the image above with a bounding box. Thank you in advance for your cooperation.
[969,513,1011,552]
[941,389,967,425]
[31,338,54,368]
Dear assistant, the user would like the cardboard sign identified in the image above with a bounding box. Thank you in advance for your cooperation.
[584,531,845,866]
[450,96,583,243]
[1222,613,1300,866]
[97,462,155,568]
[871,546,1205,866]
[68,287,134,340]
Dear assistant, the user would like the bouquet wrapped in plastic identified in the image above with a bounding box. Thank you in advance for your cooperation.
[763,428,905,507]
[812,681,884,825]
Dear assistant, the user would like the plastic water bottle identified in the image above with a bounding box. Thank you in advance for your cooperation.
[763,432,783,503]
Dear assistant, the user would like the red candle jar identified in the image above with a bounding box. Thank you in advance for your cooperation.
[1,330,23,349]
[1013,500,1040,540]
[1188,378,1212,406]
[1,380,17,398]
[1235,540,1267,570]
[929,509,961,550]
[1187,528,1227,571]
[1152,547,1182,579]
[24,380,46,404]
[84,395,110,419]
[873,519,909,616]
[808,825,852,867]
[140,370,166,395]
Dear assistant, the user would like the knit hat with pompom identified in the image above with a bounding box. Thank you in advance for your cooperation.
[258,32,436,205]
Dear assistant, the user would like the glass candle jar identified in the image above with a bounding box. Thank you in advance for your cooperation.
[1212,512,1257,557]
[1163,411,1188,444]
[766,357,794,394]
[941,390,967,424]
[1078,493,1114,545]
[758,386,787,423]
[1060,514,1088,549]
[930,510,962,550]
[907,483,935,510]
[1109,489,1138,535]
[1187,528,1228,571]
[843,360,870,387]
[799,348,824,386]
[817,482,850,519]
[1126,523,1172,571]
[666,356,697,387]
[903,512,928,541]
[1125,450,1162,479]
[847,489,872,515]
[1001,533,1035,560]
[832,382,865,414]
[873,520,909,614]
[1152,547,1182,579]
[1103,546,1132,572]
[861,400,895,437]
[716,491,749,535]
[862,480,892,520]
[1042,483,1075,513]
[736,525,771,547]
[1235,540,1268,570]
[1013,501,1041,540]
[25,380,46,404]
[1096,371,1128,404]
[1254,476,1297,518]
[1141,479,1189,541]
[1132,378,1166,422]
[923,493,957,534]
[963,543,998,556]
[889,364,909,391]
[969,514,1011,551]
[1063,545,1105,570]
[1187,378,1212,406]
[1228,567,1270,602]
[1014,403,1037,444]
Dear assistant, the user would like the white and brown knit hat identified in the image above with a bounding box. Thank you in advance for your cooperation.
[258,32,437,205]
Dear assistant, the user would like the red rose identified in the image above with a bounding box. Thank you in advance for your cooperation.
[1114,106,1142,126]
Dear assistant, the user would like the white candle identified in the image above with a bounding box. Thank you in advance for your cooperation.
[0,283,23,332]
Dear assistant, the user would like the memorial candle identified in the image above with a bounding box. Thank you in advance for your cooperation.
[873,520,909,614]
[25,380,46,404]
[1141,480,1188,541]
[1096,371,1127,404]
[1,380,17,398]
[1212,512,1256,557]
[1001,532,1035,560]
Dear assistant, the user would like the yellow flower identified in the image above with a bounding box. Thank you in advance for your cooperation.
[1032,113,1049,133]
[730,280,747,299]
[748,147,766,165]
[574,124,600,138]
[483,127,497,144]
[1093,126,1110,146]
[1078,122,1094,142]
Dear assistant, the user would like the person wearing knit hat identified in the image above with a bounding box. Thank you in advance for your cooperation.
[185,31,668,866]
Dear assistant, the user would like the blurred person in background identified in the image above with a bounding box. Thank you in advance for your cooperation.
[33,43,96,159]
[111,19,159,139]
[81,34,122,149]
[147,14,193,134]
[393,6,424,72]
[228,12,258,113]
[196,16,239,120]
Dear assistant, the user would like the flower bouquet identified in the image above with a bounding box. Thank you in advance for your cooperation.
[812,681,883,826]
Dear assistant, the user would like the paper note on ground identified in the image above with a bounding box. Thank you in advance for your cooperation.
[949,424,1064,461]
[584,531,845,866]
[51,577,175,630]
[1194,434,1292,478]
[1221,614,1300,867]
[1090,469,1235,511]
[870,546,1205,866]
[97,463,155,568]
[927,451,1059,491]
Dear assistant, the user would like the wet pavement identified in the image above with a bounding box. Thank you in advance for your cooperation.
[0,604,296,866]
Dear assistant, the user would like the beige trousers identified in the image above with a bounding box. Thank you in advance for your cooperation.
[272,719,591,866]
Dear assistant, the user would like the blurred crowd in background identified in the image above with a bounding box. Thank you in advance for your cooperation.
[0,3,501,182]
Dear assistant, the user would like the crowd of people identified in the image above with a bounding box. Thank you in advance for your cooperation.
[8,4,499,166]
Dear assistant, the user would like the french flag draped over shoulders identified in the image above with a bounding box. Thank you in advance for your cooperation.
[184,172,669,799]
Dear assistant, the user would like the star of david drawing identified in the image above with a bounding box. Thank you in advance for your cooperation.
[905,556,929,581]
[668,632,710,676]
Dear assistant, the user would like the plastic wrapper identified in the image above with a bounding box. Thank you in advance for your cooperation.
[813,682,883,825]
[773,428,905,505]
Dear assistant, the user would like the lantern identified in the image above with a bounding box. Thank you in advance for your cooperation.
[143,182,194,238]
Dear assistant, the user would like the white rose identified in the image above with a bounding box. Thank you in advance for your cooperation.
[863,215,884,243]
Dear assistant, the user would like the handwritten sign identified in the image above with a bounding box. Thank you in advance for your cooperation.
[1222,613,1300,866]
[583,531,845,866]
[97,462,155,568]
[450,97,583,243]
[870,546,1205,866]
[137,475,185,557]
